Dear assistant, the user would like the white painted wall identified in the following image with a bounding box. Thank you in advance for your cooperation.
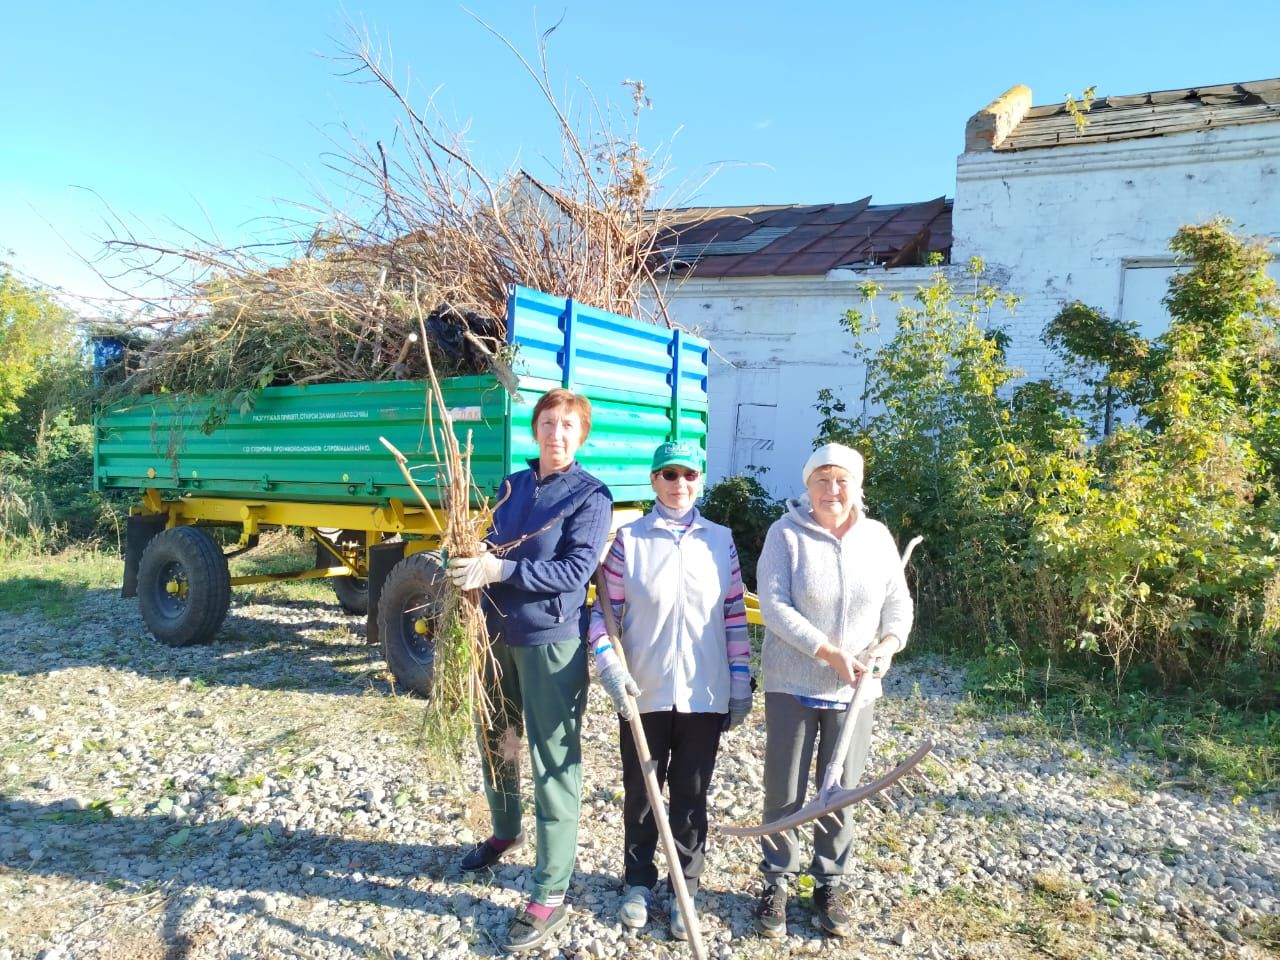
[660,270,938,498]
[952,123,1280,382]
[659,118,1280,497]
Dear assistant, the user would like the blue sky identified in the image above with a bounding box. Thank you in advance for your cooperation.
[4,1,1279,309]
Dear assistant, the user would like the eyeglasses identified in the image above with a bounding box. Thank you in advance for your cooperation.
[658,468,701,482]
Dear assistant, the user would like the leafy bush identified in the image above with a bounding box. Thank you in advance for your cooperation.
[699,473,783,591]
[0,413,124,554]
[818,223,1280,703]
[1029,221,1280,688]
[816,260,1072,654]
[0,268,123,553]
[0,271,74,427]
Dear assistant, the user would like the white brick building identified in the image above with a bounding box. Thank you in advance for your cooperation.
[953,80,1280,382]
[661,78,1280,496]
[655,199,950,497]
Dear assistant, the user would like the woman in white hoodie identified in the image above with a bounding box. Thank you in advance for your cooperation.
[753,442,913,940]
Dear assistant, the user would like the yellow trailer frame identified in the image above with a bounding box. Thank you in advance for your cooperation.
[122,490,763,696]
[132,489,446,586]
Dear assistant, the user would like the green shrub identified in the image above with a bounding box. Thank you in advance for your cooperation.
[699,473,783,591]
[0,285,124,553]
[0,271,74,428]
[0,412,124,553]
[1029,221,1280,687]
[816,259,1075,654]
[817,223,1279,702]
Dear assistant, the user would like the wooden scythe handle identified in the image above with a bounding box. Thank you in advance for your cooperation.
[593,568,707,960]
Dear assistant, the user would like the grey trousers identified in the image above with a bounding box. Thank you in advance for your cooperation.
[759,691,875,886]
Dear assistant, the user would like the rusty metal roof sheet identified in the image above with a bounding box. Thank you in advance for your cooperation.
[659,196,952,278]
[1000,78,1280,151]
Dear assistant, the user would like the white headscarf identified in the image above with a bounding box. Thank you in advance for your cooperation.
[802,442,866,514]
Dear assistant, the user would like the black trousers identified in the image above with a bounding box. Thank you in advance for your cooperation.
[619,708,724,893]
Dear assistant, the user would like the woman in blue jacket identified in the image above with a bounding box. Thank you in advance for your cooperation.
[448,387,613,953]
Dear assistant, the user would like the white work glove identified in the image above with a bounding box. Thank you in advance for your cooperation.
[447,547,508,590]
[597,653,641,721]
[724,696,752,731]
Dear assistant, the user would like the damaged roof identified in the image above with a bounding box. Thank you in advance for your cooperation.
[1000,78,1280,151]
[658,196,952,278]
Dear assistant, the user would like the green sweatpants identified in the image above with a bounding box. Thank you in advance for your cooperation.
[479,638,587,903]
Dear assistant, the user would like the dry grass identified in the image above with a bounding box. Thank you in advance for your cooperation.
[95,20,703,416]
[1248,914,1280,954]
[891,883,1107,960]
[380,309,501,770]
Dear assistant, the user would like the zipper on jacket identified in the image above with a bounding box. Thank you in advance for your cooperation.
[675,530,688,708]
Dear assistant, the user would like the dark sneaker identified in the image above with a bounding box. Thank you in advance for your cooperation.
[502,902,569,953]
[813,883,852,938]
[459,833,524,871]
[755,882,787,938]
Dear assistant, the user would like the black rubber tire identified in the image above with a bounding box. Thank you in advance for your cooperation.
[376,552,448,697]
[331,575,369,615]
[136,526,231,647]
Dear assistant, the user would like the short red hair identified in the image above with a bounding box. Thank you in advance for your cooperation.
[531,388,593,441]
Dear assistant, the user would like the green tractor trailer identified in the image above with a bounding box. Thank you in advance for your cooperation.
[93,286,711,694]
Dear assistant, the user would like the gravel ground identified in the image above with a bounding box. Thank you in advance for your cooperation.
[1,576,1277,960]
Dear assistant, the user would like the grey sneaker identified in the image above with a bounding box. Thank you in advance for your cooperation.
[669,896,694,941]
[755,882,787,938]
[618,885,650,929]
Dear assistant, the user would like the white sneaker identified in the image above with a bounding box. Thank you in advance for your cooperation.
[618,885,650,929]
[670,897,692,941]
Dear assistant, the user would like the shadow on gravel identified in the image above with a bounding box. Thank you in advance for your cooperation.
[2,795,489,955]
[1,796,785,955]
[0,587,394,701]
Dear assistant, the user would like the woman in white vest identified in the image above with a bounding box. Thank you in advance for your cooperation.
[753,442,913,940]
[589,440,752,941]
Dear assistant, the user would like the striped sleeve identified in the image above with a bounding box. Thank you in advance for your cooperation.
[724,542,752,700]
[589,536,628,675]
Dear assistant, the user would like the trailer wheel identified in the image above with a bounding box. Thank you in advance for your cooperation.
[319,528,399,616]
[137,526,231,647]
[376,552,448,696]
[331,575,369,615]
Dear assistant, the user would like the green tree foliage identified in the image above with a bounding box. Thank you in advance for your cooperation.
[0,270,77,424]
[0,268,119,551]
[818,222,1279,702]
[1032,221,1280,686]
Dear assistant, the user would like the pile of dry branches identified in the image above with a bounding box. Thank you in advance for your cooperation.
[98,22,688,409]
[381,300,500,755]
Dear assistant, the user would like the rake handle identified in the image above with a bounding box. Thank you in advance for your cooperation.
[594,568,707,960]
[817,537,919,795]
[817,662,873,797]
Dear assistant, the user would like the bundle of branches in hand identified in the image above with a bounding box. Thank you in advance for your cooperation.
[98,22,680,413]
[381,300,502,758]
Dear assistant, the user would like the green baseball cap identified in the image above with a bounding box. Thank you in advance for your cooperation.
[651,440,704,473]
